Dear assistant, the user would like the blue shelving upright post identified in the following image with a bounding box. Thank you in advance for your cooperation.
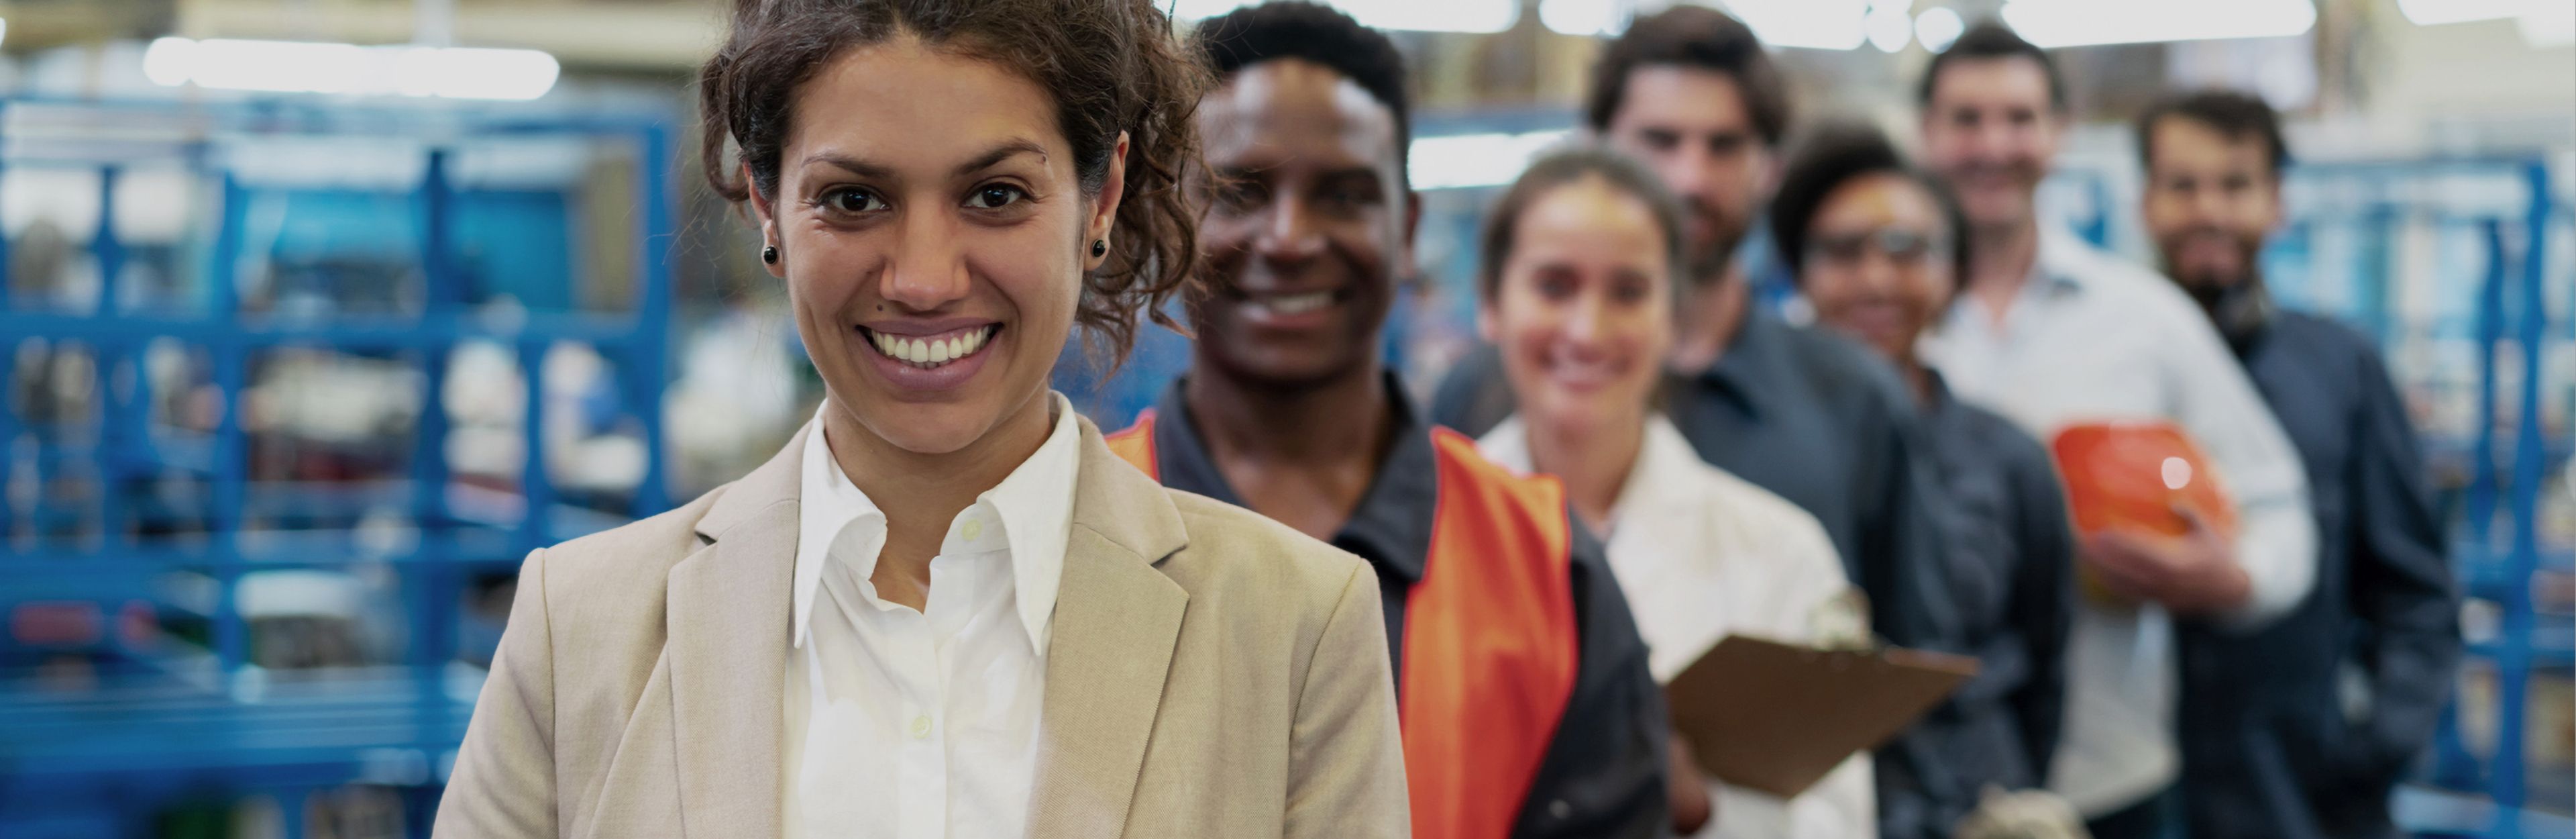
[0,103,14,557]
[518,332,551,552]
[630,122,674,518]
[211,170,250,673]
[91,166,128,554]
[411,148,459,677]
[2436,218,2516,794]
[2485,160,2554,827]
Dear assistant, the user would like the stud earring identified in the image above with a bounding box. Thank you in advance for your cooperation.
[761,245,779,264]
[1090,239,1108,258]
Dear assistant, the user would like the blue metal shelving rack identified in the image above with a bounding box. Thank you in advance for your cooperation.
[0,97,678,838]
[2410,159,2575,839]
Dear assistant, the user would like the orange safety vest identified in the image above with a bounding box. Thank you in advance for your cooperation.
[1106,410,1580,839]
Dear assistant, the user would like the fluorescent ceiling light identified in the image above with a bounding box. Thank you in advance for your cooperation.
[1542,0,1627,36]
[2394,0,2575,47]
[1915,6,1966,52]
[1726,0,1870,50]
[141,37,560,101]
[1177,0,1518,34]
[1409,130,1571,191]
[2000,0,2316,47]
[2396,0,2530,26]
[1866,6,1915,52]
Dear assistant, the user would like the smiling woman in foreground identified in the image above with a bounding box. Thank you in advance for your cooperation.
[431,1,1408,836]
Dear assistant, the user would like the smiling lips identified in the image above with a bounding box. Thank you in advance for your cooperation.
[1542,346,1623,391]
[1252,290,1335,316]
[865,324,998,368]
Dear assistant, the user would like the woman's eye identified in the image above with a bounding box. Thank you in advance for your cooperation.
[822,189,885,214]
[965,185,1029,209]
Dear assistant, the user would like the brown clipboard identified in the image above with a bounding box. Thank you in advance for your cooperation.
[1664,635,1979,798]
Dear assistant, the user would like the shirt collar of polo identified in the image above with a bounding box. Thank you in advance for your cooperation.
[1149,371,1436,583]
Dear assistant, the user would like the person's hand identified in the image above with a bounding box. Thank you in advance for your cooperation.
[2080,506,2249,615]
[1953,785,2090,839]
[1666,734,1713,834]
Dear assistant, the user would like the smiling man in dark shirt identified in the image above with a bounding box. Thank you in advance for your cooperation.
[1107,5,1669,839]
[2137,88,2462,839]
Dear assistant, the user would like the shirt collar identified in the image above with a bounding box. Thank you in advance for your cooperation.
[1476,411,1699,536]
[791,393,1081,651]
[1919,367,1955,410]
[2035,224,2104,294]
[1149,371,1438,583]
[1935,225,2093,341]
[1696,307,1793,420]
[1619,414,1707,520]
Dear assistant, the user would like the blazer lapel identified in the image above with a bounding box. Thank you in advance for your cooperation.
[663,423,806,839]
[1025,420,1195,839]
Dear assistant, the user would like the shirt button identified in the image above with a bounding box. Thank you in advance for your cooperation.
[909,714,933,739]
[961,518,983,542]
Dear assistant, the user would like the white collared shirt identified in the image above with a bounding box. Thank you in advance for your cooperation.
[1921,227,2316,816]
[782,395,1082,839]
[1482,414,1876,839]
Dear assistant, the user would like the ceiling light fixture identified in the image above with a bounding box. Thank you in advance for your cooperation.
[2000,0,2316,48]
[142,38,561,101]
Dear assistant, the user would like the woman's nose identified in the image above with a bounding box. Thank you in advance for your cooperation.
[880,213,971,309]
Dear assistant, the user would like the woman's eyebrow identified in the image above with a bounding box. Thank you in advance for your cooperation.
[952,139,1049,178]
[802,151,896,181]
[800,139,1047,184]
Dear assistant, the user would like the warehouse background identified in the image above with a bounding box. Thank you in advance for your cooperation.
[0,0,2567,837]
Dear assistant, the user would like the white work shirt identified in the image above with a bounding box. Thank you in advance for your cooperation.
[1483,414,1876,839]
[782,396,1081,839]
[1921,228,2316,816]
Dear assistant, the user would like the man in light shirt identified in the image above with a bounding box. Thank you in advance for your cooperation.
[1914,22,2318,839]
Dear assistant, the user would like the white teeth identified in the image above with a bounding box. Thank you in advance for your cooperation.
[867,326,994,368]
[1258,291,1333,316]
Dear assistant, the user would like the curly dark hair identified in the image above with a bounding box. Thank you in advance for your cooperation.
[1193,1,1412,190]
[697,0,1209,363]
[1585,5,1788,146]
[1769,120,1972,284]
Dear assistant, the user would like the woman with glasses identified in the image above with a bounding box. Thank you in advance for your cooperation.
[1768,121,2078,833]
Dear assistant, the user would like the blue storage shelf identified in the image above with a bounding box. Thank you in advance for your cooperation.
[0,95,680,836]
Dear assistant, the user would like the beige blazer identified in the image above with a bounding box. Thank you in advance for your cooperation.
[433,415,1409,838]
